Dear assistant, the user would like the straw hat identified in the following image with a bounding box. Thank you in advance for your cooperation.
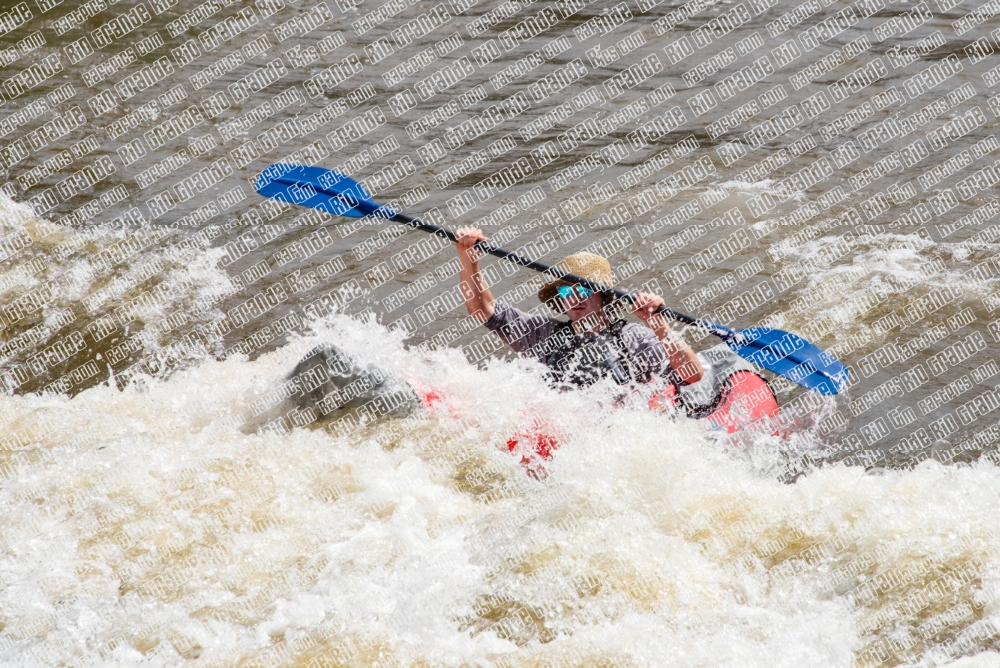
[537,252,614,305]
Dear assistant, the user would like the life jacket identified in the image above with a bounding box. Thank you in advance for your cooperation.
[541,319,646,389]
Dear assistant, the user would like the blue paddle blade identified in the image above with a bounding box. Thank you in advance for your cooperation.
[728,327,849,395]
[254,164,396,219]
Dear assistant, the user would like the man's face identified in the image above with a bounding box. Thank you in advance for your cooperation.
[560,286,605,322]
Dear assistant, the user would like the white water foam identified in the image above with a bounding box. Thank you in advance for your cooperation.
[1,311,999,666]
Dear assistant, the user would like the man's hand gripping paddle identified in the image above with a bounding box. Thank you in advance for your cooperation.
[255,164,849,395]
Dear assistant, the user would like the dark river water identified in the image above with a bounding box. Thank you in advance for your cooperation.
[1,0,1000,665]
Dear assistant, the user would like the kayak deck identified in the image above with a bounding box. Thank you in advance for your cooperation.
[680,344,781,433]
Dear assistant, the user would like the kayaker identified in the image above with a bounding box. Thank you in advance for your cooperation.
[455,226,704,393]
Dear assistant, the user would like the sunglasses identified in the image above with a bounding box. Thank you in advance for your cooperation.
[557,284,594,300]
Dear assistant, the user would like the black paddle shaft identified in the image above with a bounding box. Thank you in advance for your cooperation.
[392,212,721,335]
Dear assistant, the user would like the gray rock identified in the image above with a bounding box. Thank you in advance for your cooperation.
[286,344,421,426]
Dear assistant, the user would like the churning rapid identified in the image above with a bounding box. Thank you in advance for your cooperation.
[0,302,999,668]
[2,0,1000,663]
[2,196,1000,666]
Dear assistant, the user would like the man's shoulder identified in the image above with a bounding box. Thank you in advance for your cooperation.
[484,300,562,354]
[490,300,559,324]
